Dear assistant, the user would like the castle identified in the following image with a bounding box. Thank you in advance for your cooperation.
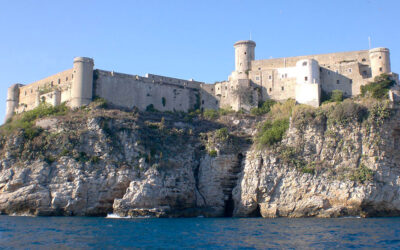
[5,40,399,121]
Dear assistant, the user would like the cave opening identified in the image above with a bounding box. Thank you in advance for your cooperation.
[249,204,261,217]
[224,195,234,217]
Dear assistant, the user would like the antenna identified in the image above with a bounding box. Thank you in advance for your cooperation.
[368,36,371,49]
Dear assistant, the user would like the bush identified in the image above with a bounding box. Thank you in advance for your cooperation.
[268,99,296,121]
[321,90,343,103]
[327,100,367,125]
[203,109,219,120]
[360,74,395,99]
[250,100,276,116]
[331,90,344,102]
[208,149,217,157]
[0,103,69,137]
[215,127,229,141]
[350,164,373,184]
[257,118,289,146]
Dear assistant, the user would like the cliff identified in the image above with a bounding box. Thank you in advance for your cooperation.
[1,99,400,218]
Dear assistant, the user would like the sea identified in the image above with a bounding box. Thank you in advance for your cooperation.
[1,215,400,249]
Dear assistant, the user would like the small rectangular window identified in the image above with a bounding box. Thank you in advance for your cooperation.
[305,76,308,81]
[281,86,284,91]
[258,67,261,70]
[269,75,272,80]
[379,67,383,72]
[302,61,307,66]
[379,56,382,59]
[362,58,366,62]
[337,80,340,84]
[269,88,272,92]
[350,79,353,84]
[348,68,352,73]
[256,77,260,80]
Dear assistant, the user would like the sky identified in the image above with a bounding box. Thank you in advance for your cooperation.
[0,0,399,122]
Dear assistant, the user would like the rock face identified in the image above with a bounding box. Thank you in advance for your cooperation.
[1,103,400,218]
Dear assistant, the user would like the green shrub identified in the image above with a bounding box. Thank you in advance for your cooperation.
[350,164,373,184]
[360,74,395,99]
[321,90,344,103]
[208,149,217,157]
[250,99,276,116]
[327,100,367,125]
[0,103,69,137]
[215,127,229,141]
[218,108,235,116]
[368,101,391,126]
[257,118,289,146]
[203,109,219,120]
[331,90,344,102]
[92,97,108,108]
[268,99,296,121]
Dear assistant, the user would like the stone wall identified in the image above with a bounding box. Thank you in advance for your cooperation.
[94,70,199,112]
[17,69,73,113]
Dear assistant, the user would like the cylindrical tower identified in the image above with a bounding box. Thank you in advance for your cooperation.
[71,57,94,108]
[369,47,391,78]
[5,84,22,122]
[296,59,320,84]
[234,40,256,73]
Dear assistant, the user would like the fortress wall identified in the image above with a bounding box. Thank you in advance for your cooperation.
[17,69,74,113]
[94,70,194,112]
[250,69,296,102]
[251,50,371,70]
[216,81,240,110]
[319,61,371,96]
[199,83,219,110]
[145,74,203,89]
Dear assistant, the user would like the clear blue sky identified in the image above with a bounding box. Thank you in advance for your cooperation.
[1,0,399,122]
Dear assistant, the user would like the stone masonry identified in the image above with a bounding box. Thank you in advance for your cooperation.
[5,40,399,121]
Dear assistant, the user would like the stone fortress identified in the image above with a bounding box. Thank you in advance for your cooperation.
[5,40,399,121]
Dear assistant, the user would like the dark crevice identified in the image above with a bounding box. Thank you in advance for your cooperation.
[224,195,234,217]
[249,204,261,217]
[223,153,245,217]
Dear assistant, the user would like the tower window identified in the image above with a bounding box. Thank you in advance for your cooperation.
[58,79,61,84]
[362,58,366,62]
[66,77,68,81]
[379,67,383,72]
[350,79,353,84]
[302,61,307,66]
[51,81,53,85]
[305,76,308,81]
[337,80,340,84]
[269,88,272,92]
[379,56,382,59]
[258,67,261,70]
[244,52,247,55]
[269,75,272,80]
[348,68,352,73]
[281,86,284,91]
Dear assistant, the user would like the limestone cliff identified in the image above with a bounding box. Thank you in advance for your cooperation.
[1,100,400,218]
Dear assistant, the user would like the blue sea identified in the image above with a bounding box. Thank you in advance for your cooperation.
[1,215,400,249]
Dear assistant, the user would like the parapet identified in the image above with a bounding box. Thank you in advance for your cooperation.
[369,47,390,54]
[234,40,256,47]
[73,57,94,64]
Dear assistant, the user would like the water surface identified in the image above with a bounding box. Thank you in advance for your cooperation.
[1,216,400,249]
